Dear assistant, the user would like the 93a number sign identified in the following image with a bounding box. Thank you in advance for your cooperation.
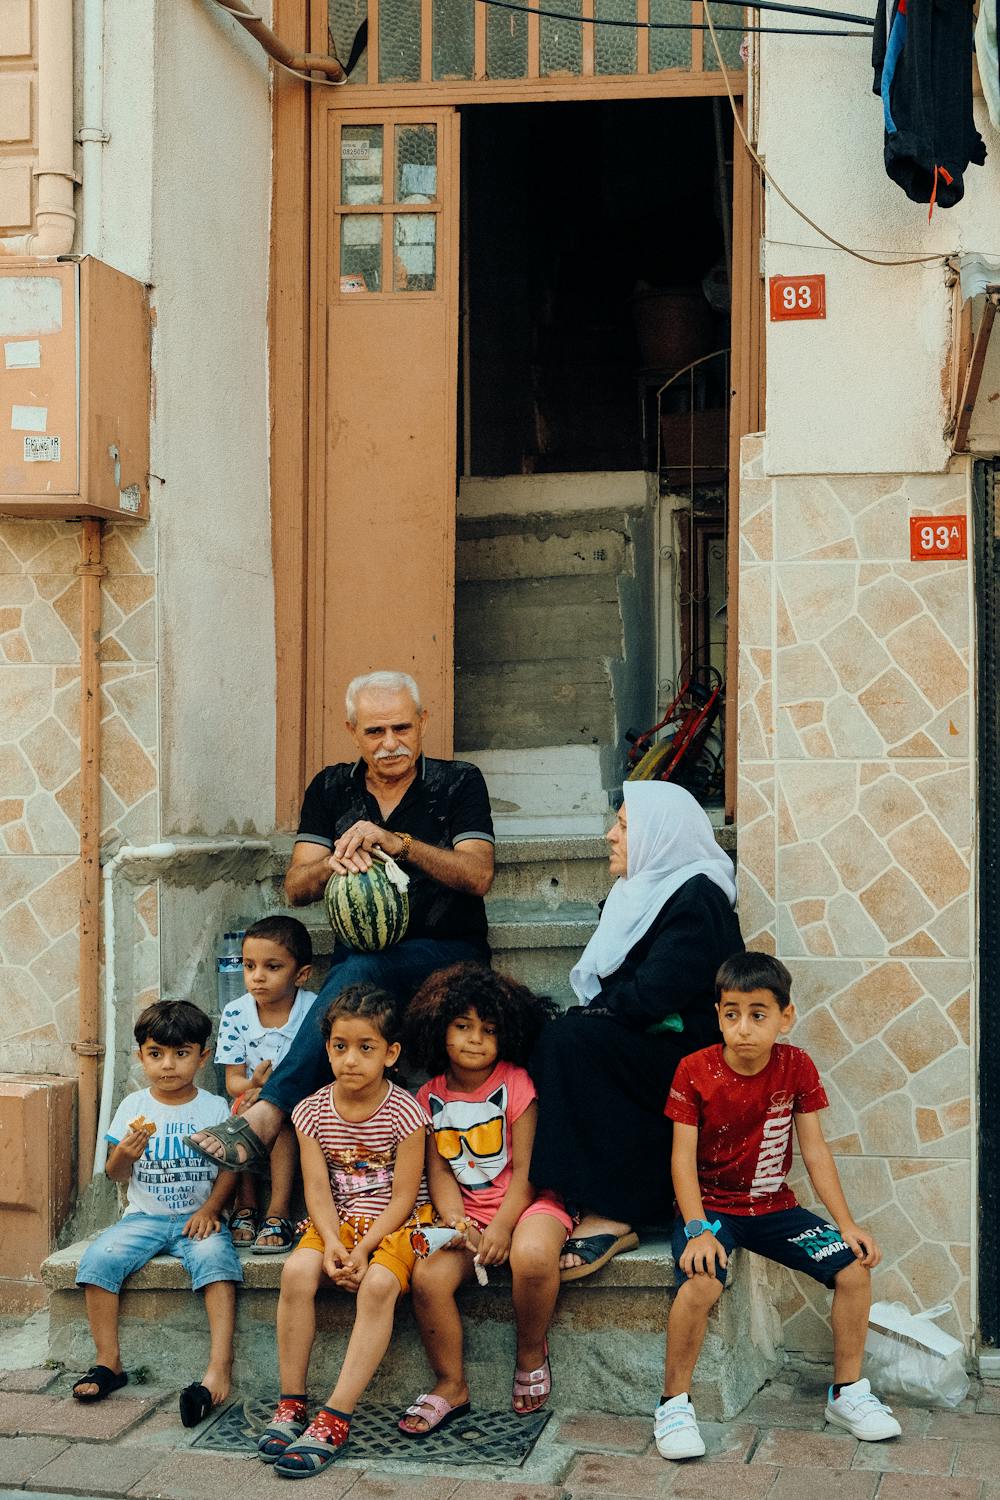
[909,516,967,561]
[769,275,826,322]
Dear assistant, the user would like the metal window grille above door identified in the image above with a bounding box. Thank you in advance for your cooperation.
[324,0,745,96]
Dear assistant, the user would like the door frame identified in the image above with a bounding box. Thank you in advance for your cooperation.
[270,0,760,826]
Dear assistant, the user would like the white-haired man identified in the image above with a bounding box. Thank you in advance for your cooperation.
[186,671,495,1175]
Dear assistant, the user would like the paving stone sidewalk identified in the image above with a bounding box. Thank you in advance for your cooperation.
[1,1363,999,1500]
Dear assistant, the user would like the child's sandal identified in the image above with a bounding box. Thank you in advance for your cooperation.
[229,1209,259,1247]
[274,1414,351,1477]
[512,1341,552,1414]
[252,1214,296,1255]
[257,1399,309,1463]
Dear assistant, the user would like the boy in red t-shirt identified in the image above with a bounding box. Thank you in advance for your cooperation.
[656,951,901,1461]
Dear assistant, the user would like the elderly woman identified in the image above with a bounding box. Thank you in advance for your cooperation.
[530,780,743,1279]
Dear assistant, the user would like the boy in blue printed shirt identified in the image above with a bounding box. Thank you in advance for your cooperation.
[657,952,901,1460]
[73,1000,241,1428]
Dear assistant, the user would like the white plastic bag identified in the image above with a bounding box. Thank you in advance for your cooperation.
[864,1300,969,1409]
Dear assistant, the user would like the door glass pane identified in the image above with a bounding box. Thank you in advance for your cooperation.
[328,0,368,84]
[486,2,528,76]
[541,0,582,73]
[380,0,422,80]
[395,124,438,202]
[433,0,475,76]
[595,0,637,73]
[340,215,383,292]
[394,214,436,290]
[649,0,690,70]
[705,22,744,68]
[340,125,383,206]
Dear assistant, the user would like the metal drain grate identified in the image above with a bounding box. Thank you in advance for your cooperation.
[192,1396,550,1466]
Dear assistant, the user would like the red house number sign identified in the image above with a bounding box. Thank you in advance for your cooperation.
[769,275,826,321]
[909,516,967,561]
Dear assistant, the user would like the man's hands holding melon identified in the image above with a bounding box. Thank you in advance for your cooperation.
[329,820,400,875]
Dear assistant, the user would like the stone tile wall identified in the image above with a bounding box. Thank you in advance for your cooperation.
[0,521,158,1075]
[737,434,975,1350]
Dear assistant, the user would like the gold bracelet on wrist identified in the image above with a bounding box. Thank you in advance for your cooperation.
[396,832,413,862]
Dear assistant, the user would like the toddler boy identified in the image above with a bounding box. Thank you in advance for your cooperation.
[657,951,901,1459]
[74,1000,242,1427]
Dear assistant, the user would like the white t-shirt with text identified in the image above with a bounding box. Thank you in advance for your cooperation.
[106,1087,229,1218]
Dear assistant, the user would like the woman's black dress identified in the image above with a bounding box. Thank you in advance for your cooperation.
[528,873,744,1226]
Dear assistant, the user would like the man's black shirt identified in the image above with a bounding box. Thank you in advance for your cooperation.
[296,756,494,947]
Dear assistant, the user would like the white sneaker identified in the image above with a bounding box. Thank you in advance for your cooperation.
[654,1394,706,1460]
[825,1378,902,1441]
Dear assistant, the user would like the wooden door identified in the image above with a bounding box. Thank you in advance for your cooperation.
[309,106,460,768]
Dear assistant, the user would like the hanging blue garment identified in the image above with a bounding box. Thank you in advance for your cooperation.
[872,0,986,211]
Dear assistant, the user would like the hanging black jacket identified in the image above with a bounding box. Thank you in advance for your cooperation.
[872,0,986,210]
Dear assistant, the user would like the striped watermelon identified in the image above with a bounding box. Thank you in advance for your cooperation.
[324,857,409,952]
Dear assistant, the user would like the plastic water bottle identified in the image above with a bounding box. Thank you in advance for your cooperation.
[216,932,244,1011]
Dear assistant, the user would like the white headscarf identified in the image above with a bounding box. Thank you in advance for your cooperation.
[570,781,737,1003]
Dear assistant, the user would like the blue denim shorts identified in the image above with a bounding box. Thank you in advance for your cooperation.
[671,1205,859,1288]
[76,1213,243,1294]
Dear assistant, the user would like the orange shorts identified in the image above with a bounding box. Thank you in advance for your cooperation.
[296,1203,436,1293]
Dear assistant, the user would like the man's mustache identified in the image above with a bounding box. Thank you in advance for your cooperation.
[374,747,412,761]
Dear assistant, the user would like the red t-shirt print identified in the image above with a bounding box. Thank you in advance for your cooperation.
[665,1043,829,1217]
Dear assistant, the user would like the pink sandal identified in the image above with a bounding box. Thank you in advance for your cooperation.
[512,1341,552,1415]
[398,1392,471,1437]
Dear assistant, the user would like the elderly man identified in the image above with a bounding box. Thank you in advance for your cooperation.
[186,670,495,1174]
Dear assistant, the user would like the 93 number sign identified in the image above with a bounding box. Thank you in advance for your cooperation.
[909,516,967,561]
[769,275,826,322]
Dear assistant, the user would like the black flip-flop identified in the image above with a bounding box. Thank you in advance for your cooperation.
[72,1365,128,1403]
[179,1382,214,1427]
[559,1231,640,1282]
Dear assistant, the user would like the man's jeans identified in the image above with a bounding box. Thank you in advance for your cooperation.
[260,937,487,1116]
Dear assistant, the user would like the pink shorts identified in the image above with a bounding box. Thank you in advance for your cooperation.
[518,1190,575,1236]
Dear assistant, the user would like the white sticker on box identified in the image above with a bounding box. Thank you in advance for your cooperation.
[24,435,60,462]
[4,340,41,369]
[0,277,62,337]
[12,404,47,432]
[341,139,370,159]
[119,484,141,512]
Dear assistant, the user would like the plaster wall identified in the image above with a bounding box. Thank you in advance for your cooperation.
[756,11,1000,474]
[0,0,276,1079]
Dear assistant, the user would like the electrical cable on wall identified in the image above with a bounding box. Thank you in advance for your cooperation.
[700,0,950,266]
[475,1,871,39]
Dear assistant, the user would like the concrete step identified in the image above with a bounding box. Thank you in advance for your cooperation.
[43,1236,780,1421]
[302,829,735,1005]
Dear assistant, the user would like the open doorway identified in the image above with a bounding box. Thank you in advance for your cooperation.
[462,99,731,477]
[455,98,733,824]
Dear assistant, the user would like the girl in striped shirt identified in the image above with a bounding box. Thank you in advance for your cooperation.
[256,983,434,1478]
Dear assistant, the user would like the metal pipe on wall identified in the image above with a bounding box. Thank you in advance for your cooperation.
[208,0,347,80]
[1,0,77,256]
[74,520,107,1193]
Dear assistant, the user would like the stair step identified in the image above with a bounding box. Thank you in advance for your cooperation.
[487,905,598,951]
[43,1236,780,1421]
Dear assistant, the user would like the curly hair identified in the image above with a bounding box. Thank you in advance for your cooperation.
[320,982,401,1045]
[404,962,558,1075]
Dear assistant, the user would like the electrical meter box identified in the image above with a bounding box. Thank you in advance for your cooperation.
[0,257,150,522]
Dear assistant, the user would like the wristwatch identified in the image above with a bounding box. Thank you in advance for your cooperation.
[683,1217,722,1240]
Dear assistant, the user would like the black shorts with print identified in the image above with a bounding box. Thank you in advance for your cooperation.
[671,1205,859,1287]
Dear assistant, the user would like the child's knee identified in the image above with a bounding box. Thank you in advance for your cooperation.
[677,1273,723,1310]
[358,1263,402,1307]
[281,1250,323,1298]
[833,1259,869,1293]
